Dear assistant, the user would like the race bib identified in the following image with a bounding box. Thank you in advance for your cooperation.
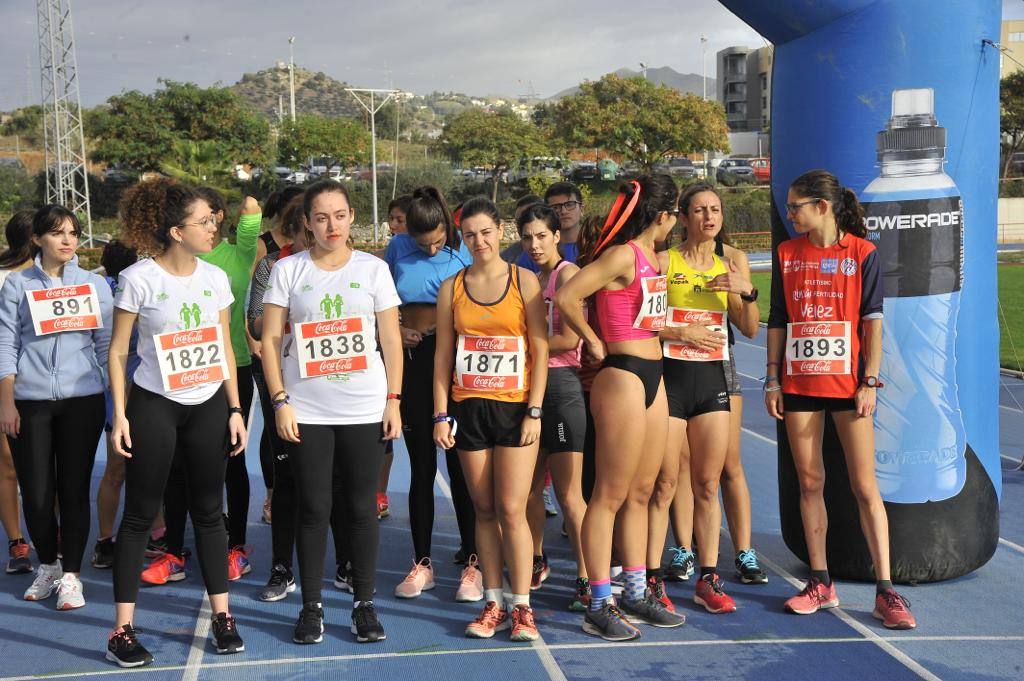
[786,322,851,376]
[294,317,368,378]
[633,276,667,331]
[663,308,729,362]
[455,335,525,392]
[26,284,101,336]
[154,325,228,392]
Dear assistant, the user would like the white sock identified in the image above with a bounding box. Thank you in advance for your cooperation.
[485,588,503,605]
[512,593,530,607]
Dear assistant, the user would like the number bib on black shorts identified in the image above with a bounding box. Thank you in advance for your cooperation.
[455,335,526,392]
[153,325,228,392]
[27,284,102,336]
[786,321,851,376]
[294,316,369,378]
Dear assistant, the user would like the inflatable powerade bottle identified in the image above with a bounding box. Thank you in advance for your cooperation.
[861,88,967,503]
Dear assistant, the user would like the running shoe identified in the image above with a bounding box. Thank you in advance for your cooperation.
[294,602,325,644]
[784,578,839,615]
[510,604,539,642]
[91,537,115,569]
[694,573,737,614]
[465,601,510,638]
[455,554,484,602]
[582,602,641,641]
[227,546,251,581]
[569,577,591,612]
[262,495,272,524]
[735,549,768,584]
[351,601,386,642]
[334,562,354,593]
[530,554,550,591]
[23,560,62,601]
[543,483,558,516]
[56,573,85,610]
[647,574,676,613]
[210,612,244,654]
[394,558,435,599]
[7,538,32,574]
[663,546,695,582]
[259,564,296,602]
[106,624,154,668]
[873,589,917,630]
[620,593,687,628]
[376,492,390,519]
[144,535,168,559]
[141,553,185,585]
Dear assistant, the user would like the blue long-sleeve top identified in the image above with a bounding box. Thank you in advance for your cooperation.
[0,254,113,401]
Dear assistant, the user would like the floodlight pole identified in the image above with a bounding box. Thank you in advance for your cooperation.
[346,88,399,246]
[288,37,296,122]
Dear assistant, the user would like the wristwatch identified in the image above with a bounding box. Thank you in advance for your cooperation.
[526,406,543,419]
[740,287,759,303]
[860,375,885,389]
[228,407,244,417]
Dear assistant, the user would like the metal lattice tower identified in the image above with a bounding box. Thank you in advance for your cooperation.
[37,0,92,243]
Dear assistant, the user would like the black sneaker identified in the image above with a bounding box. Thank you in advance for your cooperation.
[259,564,296,602]
[453,547,468,565]
[210,613,244,654]
[619,593,687,628]
[91,537,115,569]
[735,549,768,585]
[351,601,386,643]
[144,536,168,559]
[294,602,324,644]
[582,602,641,642]
[106,624,154,668]
[334,562,353,593]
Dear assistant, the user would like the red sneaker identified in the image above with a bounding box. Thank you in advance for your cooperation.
[873,589,916,630]
[510,604,539,642]
[784,579,839,615]
[377,492,390,519]
[227,546,251,581]
[694,573,736,614]
[647,574,676,613]
[140,553,185,585]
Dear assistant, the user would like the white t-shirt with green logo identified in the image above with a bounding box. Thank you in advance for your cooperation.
[264,249,401,425]
[114,258,234,405]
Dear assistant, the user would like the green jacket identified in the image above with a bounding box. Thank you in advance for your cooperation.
[199,212,261,367]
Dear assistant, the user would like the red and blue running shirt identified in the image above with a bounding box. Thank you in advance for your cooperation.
[768,233,883,398]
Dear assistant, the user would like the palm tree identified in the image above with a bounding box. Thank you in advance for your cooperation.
[160,139,232,185]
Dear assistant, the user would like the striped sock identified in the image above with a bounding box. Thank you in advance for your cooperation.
[623,566,646,602]
[589,579,612,611]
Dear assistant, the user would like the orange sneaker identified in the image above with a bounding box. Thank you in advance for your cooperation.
[376,492,390,519]
[510,604,539,642]
[873,589,916,629]
[785,578,839,615]
[227,546,251,581]
[140,553,185,586]
[465,601,510,638]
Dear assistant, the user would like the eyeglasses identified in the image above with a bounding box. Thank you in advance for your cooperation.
[177,215,219,230]
[548,200,581,213]
[785,198,821,215]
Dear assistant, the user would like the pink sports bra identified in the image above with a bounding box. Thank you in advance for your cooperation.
[545,260,582,369]
[594,241,667,343]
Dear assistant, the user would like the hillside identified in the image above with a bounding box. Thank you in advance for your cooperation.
[231,65,364,121]
[548,65,715,99]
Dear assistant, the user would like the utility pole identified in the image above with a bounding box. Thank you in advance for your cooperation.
[346,88,399,247]
[288,36,296,122]
[36,0,92,244]
[639,62,648,80]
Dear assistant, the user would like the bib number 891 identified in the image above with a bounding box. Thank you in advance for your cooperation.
[51,297,93,317]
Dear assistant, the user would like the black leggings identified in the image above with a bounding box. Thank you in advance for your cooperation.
[290,422,383,603]
[250,358,276,489]
[403,334,476,562]
[113,386,230,603]
[163,365,254,556]
[9,394,104,572]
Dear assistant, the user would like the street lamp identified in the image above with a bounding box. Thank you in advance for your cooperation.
[701,34,709,179]
[288,36,296,122]
[639,62,648,80]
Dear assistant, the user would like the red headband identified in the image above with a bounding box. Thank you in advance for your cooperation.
[594,180,641,257]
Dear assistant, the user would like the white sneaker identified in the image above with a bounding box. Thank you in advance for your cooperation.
[24,560,62,601]
[455,554,484,602]
[56,573,85,610]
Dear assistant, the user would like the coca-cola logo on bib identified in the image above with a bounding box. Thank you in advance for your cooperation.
[43,286,82,299]
[472,375,509,390]
[800,360,833,373]
[679,310,715,324]
[52,317,87,330]
[805,323,835,336]
[172,330,205,345]
[179,368,211,386]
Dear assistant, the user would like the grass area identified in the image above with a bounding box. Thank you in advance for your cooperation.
[748,268,1024,371]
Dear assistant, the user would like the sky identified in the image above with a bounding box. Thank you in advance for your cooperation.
[0,0,765,111]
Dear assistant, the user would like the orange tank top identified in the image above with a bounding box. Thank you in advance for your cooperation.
[451,264,531,403]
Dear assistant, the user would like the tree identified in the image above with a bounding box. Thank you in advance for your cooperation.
[161,139,233,185]
[436,108,549,201]
[1001,71,1024,178]
[547,74,729,170]
[0,105,44,147]
[277,115,372,169]
[88,80,272,171]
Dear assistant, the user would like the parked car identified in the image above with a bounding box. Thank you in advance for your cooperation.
[749,157,771,184]
[666,157,698,178]
[717,158,755,184]
[569,162,600,183]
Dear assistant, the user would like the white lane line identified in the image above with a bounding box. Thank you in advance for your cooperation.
[737,341,766,352]
[999,537,1024,555]
[433,468,568,681]
[7,636,1024,681]
[180,593,213,681]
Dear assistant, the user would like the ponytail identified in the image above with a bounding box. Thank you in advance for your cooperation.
[789,169,866,240]
[835,187,866,238]
[580,173,678,264]
[407,186,460,250]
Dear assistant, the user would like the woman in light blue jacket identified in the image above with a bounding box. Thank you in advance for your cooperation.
[0,205,113,610]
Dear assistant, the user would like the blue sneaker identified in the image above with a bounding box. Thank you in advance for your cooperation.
[735,549,768,584]
[663,547,695,582]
